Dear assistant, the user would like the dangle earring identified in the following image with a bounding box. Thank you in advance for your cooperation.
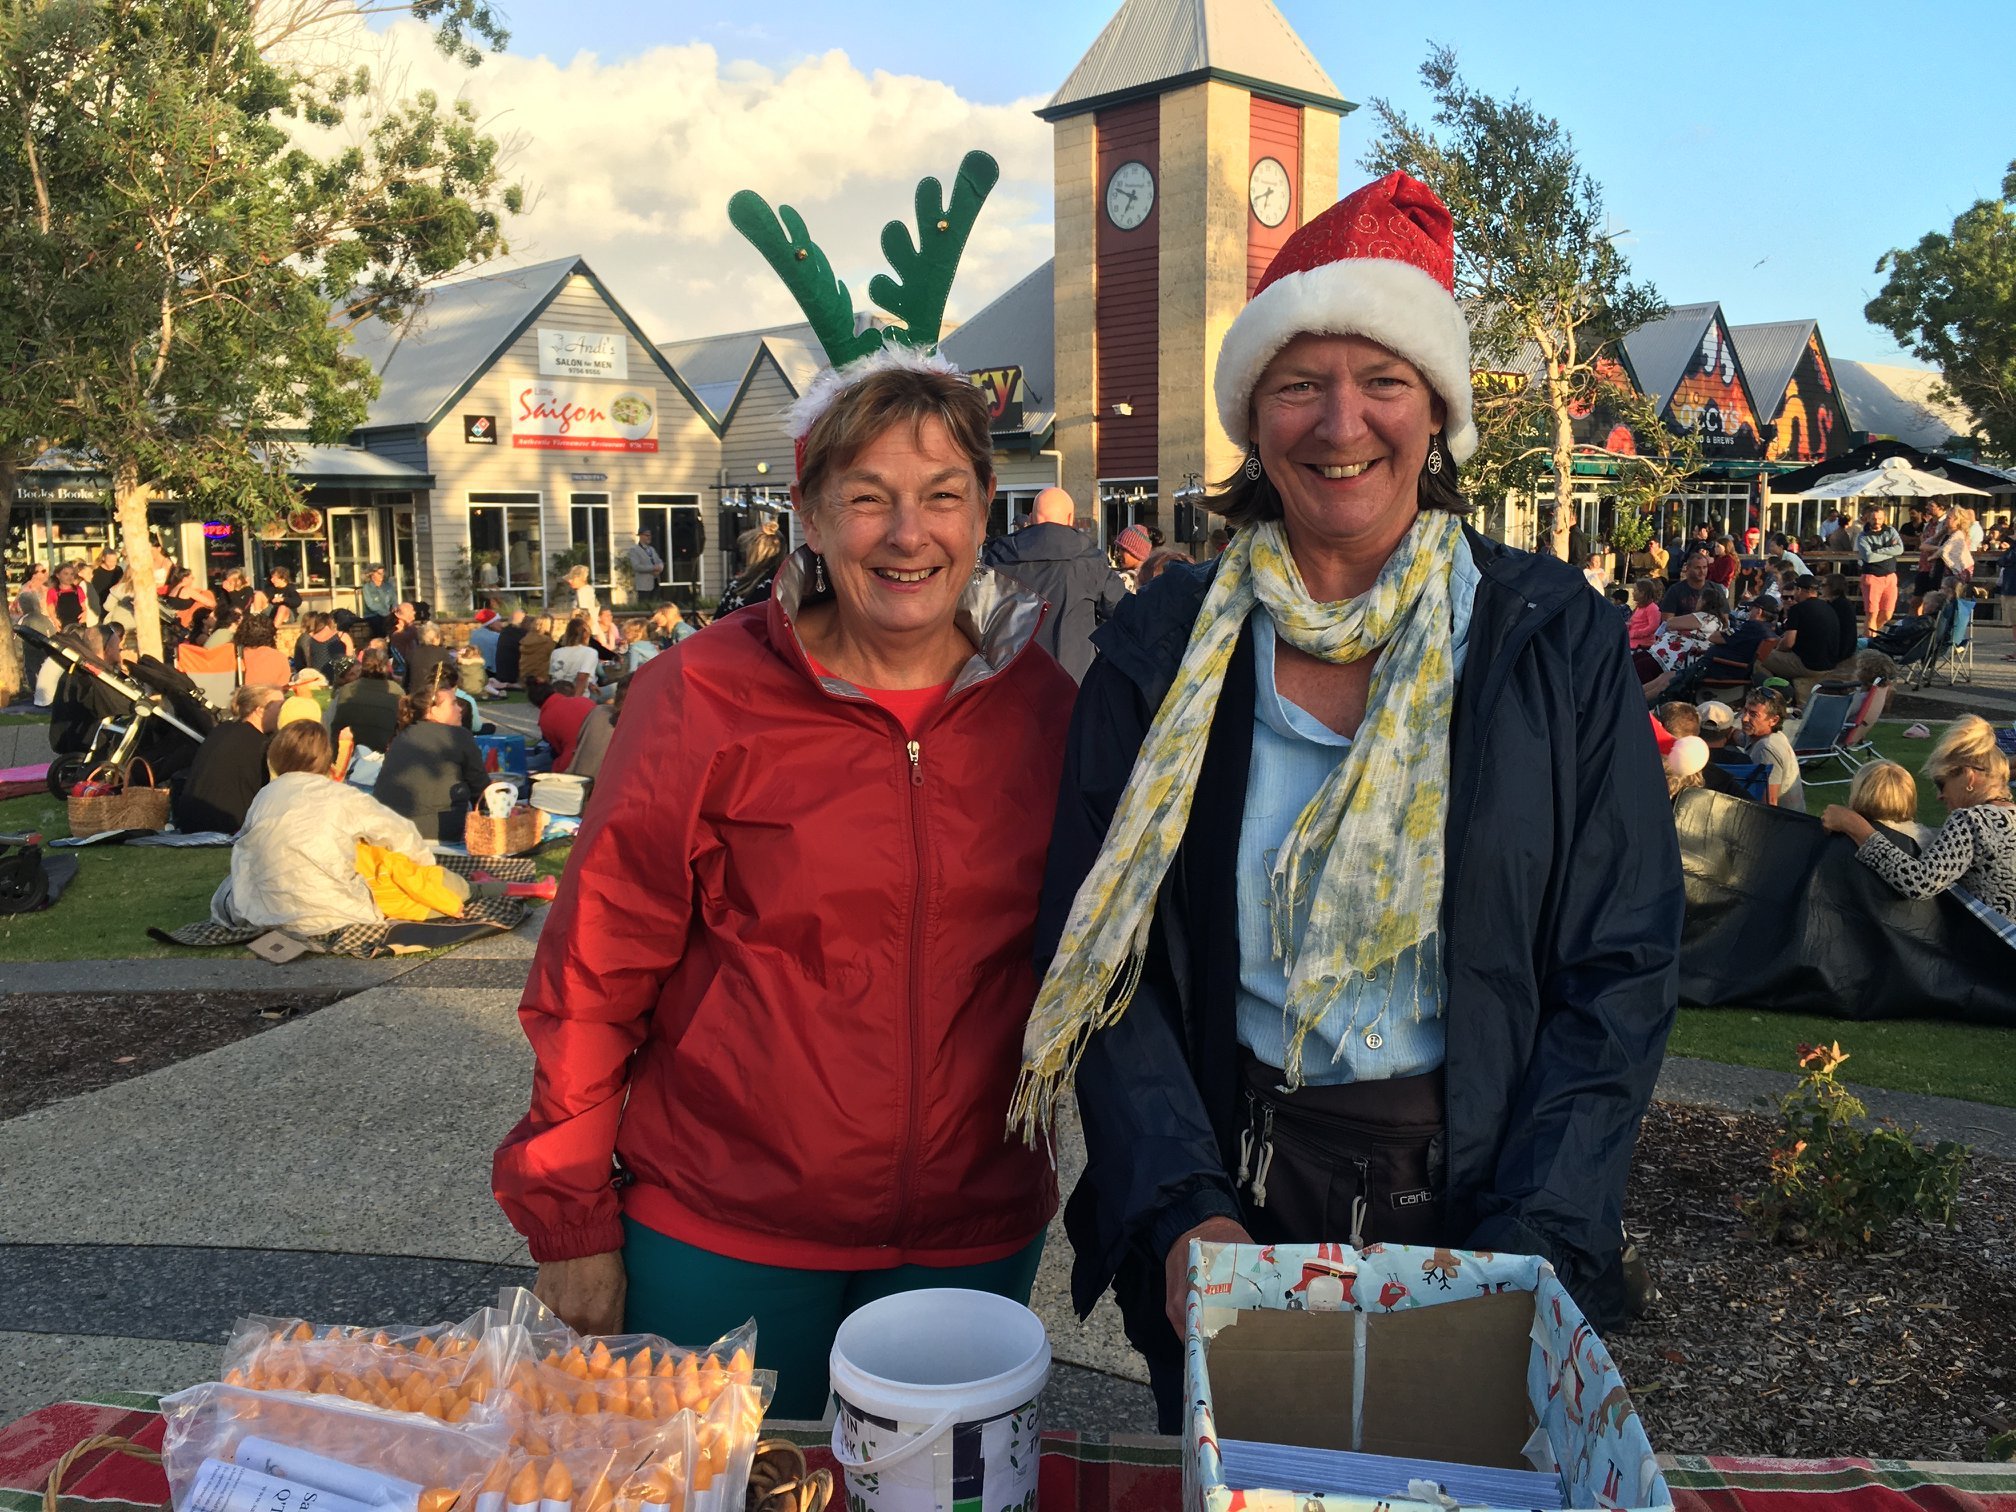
[1426,434,1445,476]
[1243,446,1264,482]
[813,554,827,594]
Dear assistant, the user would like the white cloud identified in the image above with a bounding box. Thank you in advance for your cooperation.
[311,21,1055,343]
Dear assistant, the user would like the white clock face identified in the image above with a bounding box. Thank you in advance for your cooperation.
[1105,160,1155,231]
[1249,156,1292,228]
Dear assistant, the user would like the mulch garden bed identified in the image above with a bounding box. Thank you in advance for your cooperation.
[1613,1100,2015,1461]
[0,989,349,1119]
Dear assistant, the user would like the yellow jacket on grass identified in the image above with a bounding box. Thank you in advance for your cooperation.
[356,841,466,921]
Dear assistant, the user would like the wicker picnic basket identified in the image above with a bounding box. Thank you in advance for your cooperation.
[464,801,541,857]
[65,758,171,834]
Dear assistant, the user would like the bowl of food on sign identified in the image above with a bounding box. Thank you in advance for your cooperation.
[287,507,324,536]
[609,391,654,441]
[256,519,288,542]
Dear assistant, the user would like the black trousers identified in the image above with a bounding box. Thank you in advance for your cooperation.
[1128,1056,1450,1432]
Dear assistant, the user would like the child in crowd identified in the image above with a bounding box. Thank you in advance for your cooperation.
[1626,579,1662,650]
[1846,761,1937,851]
[1824,715,2016,915]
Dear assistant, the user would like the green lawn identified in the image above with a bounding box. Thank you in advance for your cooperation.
[0,712,45,727]
[0,791,238,960]
[0,789,570,962]
[1669,1007,2016,1110]
[1798,719,1950,829]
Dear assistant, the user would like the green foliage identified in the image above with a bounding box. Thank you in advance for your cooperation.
[441,546,475,615]
[1365,48,1687,527]
[1605,509,1654,554]
[1744,1042,1970,1252]
[1866,161,2016,460]
[0,0,521,654]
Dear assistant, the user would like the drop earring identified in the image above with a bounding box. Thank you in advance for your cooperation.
[1243,447,1264,482]
[813,554,827,594]
[1426,436,1444,476]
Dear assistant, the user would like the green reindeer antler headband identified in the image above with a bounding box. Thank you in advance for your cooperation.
[727,150,1001,440]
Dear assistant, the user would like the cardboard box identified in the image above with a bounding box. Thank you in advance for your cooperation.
[1184,1242,1670,1512]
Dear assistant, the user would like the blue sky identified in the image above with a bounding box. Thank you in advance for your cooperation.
[456,1,2013,363]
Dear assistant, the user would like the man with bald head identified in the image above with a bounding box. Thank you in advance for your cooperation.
[982,486,1129,681]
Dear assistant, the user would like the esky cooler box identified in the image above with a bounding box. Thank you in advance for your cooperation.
[1183,1242,1670,1512]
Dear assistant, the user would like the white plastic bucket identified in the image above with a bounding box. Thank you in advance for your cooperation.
[829,1289,1050,1512]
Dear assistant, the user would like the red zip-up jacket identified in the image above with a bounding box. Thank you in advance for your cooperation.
[493,558,1075,1269]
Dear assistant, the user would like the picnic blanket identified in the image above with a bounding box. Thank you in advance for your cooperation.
[1674,788,2016,1025]
[146,853,537,958]
[6,1399,2015,1512]
[51,831,233,849]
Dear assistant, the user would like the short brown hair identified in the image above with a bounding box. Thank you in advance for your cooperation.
[1657,701,1701,738]
[796,364,995,511]
[267,719,332,776]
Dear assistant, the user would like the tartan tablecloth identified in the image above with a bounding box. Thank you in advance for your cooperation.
[7,1398,2013,1512]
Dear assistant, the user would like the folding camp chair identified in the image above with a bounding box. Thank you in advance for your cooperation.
[1925,596,1976,686]
[1901,598,1958,690]
[1800,684,1880,792]
[1788,690,1856,784]
[173,639,242,709]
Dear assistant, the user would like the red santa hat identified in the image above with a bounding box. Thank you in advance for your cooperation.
[1214,171,1476,464]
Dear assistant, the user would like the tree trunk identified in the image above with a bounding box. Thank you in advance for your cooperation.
[1550,391,1577,562]
[0,454,22,705]
[114,458,164,663]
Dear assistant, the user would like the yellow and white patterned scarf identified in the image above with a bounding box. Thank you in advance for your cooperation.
[1011,508,1463,1140]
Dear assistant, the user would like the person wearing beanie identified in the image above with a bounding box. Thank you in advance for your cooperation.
[1111,523,1153,590]
[1023,171,1681,1429]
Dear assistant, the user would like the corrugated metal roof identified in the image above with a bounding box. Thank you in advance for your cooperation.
[1727,320,1816,416]
[271,444,433,485]
[1834,360,1975,449]
[1620,302,1719,410]
[344,256,581,429]
[657,314,901,423]
[1042,0,1347,119]
[940,260,1055,409]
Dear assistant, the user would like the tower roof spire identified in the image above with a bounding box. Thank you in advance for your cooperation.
[1039,0,1351,122]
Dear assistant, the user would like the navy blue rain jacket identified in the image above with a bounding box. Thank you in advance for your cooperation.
[1038,524,1683,1334]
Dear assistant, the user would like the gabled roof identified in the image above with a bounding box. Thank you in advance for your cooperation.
[658,316,887,427]
[1727,320,1818,416]
[1833,360,1974,450]
[344,255,714,435]
[940,260,1056,410]
[1620,301,1721,412]
[1040,0,1351,121]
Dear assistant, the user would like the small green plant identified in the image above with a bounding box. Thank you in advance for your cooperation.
[1745,1042,1969,1251]
[1606,506,1654,555]
[441,547,475,615]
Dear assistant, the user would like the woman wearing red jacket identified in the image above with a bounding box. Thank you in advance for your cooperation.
[493,361,1075,1416]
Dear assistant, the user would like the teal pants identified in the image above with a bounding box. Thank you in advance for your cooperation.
[621,1218,1045,1420]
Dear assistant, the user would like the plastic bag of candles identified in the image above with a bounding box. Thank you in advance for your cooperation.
[160,1382,513,1512]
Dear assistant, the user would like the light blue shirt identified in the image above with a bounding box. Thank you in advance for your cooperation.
[1234,541,1480,1083]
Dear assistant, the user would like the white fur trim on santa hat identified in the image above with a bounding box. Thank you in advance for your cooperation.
[1214,257,1477,464]
[785,344,964,442]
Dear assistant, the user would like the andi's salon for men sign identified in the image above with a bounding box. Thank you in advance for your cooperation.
[510,381,659,452]
[538,328,628,380]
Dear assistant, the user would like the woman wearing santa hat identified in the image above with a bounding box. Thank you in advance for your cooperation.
[1013,172,1683,1428]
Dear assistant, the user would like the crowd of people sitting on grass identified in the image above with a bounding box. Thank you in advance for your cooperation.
[1589,504,2016,920]
[12,498,2016,937]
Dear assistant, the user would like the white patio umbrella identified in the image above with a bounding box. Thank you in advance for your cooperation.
[1784,454,1990,501]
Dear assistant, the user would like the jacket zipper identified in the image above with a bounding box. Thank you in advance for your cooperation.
[890,731,928,1244]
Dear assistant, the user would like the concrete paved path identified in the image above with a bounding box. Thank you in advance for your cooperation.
[5,900,2005,1432]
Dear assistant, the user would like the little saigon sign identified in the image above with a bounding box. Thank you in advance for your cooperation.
[510,381,660,453]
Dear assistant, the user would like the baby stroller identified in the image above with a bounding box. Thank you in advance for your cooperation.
[22,625,214,797]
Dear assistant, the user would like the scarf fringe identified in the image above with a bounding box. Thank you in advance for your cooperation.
[1009,947,1147,1144]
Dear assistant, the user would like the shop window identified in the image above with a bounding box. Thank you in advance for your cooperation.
[329,511,375,588]
[570,495,613,589]
[254,536,332,591]
[637,494,703,603]
[469,493,543,592]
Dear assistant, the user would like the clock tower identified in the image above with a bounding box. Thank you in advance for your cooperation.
[1041,0,1352,540]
